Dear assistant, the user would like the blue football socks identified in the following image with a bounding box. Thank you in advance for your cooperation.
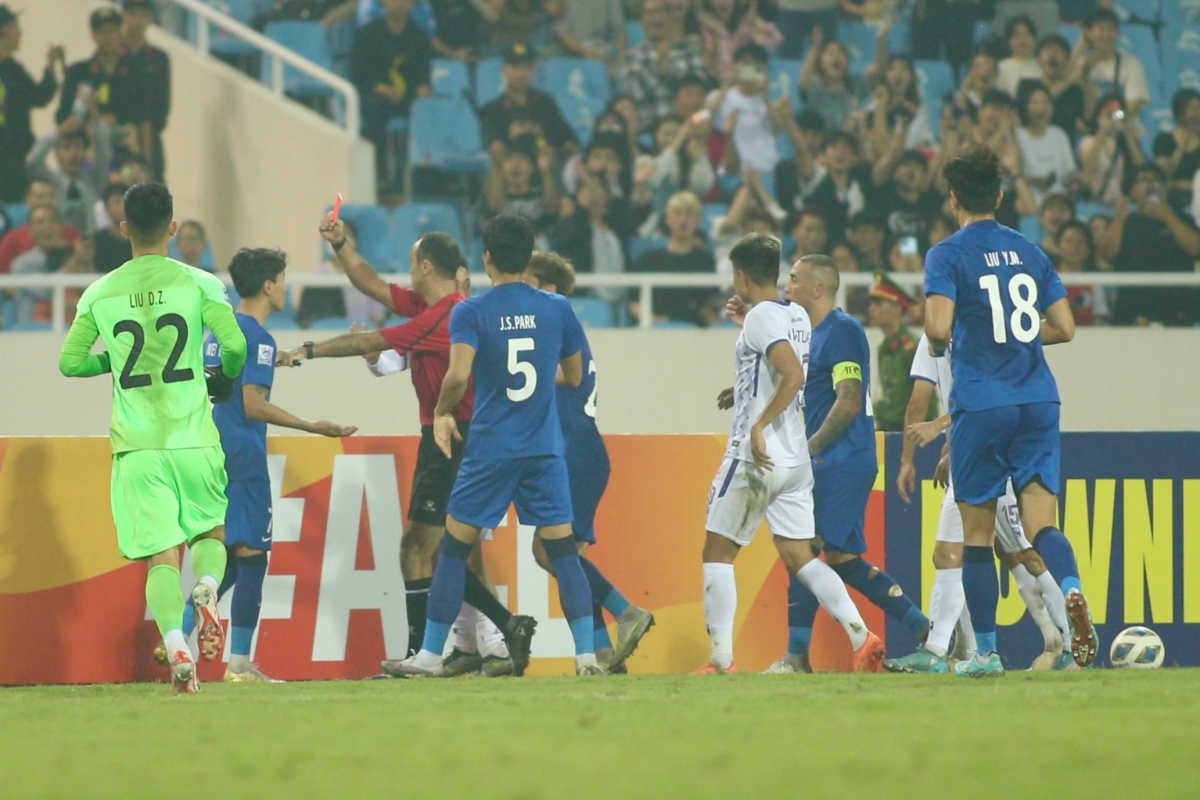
[229,552,268,657]
[593,605,613,651]
[420,533,473,656]
[1034,526,1083,596]
[832,558,930,636]
[581,557,631,617]
[542,536,595,655]
[963,545,998,656]
[787,575,819,656]
[182,554,237,637]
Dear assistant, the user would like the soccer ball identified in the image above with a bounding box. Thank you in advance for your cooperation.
[1109,626,1165,669]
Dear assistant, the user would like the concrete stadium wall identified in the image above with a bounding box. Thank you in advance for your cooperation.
[2,328,1198,436]
[24,0,375,272]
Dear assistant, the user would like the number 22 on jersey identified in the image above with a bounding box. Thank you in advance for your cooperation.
[979,273,1039,344]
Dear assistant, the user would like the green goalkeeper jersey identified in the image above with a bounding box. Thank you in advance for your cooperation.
[59,255,248,454]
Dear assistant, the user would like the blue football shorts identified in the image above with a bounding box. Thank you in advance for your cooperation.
[224,478,273,551]
[812,467,877,554]
[566,439,610,545]
[447,455,574,530]
[950,401,1061,507]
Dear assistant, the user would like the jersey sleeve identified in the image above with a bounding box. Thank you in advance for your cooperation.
[909,333,939,382]
[560,299,586,359]
[1035,249,1068,312]
[378,301,454,354]
[198,275,247,378]
[389,284,429,318]
[741,306,785,356]
[826,319,869,386]
[242,327,276,389]
[58,290,110,378]
[448,301,480,351]
[923,241,958,301]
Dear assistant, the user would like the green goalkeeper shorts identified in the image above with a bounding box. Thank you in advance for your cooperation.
[111,446,229,560]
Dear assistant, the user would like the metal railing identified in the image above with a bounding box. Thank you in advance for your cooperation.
[4,271,1200,332]
[163,0,360,137]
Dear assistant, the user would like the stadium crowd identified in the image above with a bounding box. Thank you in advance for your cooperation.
[2,0,1199,333]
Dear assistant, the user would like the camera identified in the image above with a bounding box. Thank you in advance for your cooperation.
[1111,109,1126,122]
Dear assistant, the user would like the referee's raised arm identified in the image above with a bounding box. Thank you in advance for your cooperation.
[318,212,397,313]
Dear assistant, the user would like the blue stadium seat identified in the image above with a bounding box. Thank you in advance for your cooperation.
[9,321,52,331]
[5,202,28,228]
[336,204,398,269]
[838,22,910,75]
[628,236,667,262]
[1113,0,1160,23]
[0,298,15,329]
[768,58,804,107]
[1075,201,1112,221]
[430,58,471,99]
[1056,24,1082,49]
[205,0,259,58]
[914,60,956,105]
[168,239,216,271]
[1019,215,1043,242]
[404,96,488,198]
[1118,25,1161,91]
[625,21,644,48]
[569,297,615,328]
[475,57,505,107]
[261,21,336,98]
[554,94,606,147]
[1162,0,1200,27]
[701,203,728,236]
[392,202,464,247]
[652,320,698,329]
[1162,25,1200,99]
[328,20,354,62]
[537,59,611,111]
[973,20,992,45]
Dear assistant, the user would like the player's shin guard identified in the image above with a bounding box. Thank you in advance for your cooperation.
[593,605,613,651]
[1032,527,1083,596]
[786,575,819,656]
[146,564,186,639]
[183,558,237,637]
[543,536,595,655]
[463,570,514,630]
[421,534,473,657]
[796,559,868,651]
[927,568,965,656]
[405,577,432,656]
[962,546,999,656]
[832,558,929,636]
[703,562,737,669]
[229,553,268,665]
[580,557,632,617]
[190,537,228,592]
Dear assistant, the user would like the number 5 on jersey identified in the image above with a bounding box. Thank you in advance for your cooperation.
[507,337,536,401]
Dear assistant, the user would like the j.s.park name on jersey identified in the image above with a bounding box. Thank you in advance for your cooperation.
[499,314,538,331]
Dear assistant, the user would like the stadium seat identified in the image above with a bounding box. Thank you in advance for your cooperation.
[0,298,15,329]
[914,60,957,105]
[1162,0,1200,27]
[1075,201,1112,221]
[392,202,464,247]
[1056,24,1082,48]
[838,22,910,75]
[973,20,992,45]
[652,320,698,329]
[475,57,505,107]
[6,202,28,228]
[701,203,728,236]
[261,21,335,99]
[1019,215,1043,242]
[8,320,52,331]
[569,297,615,328]
[554,94,606,147]
[204,0,259,58]
[625,21,644,48]
[336,204,398,270]
[628,236,667,262]
[537,59,611,108]
[1163,26,1200,99]
[1118,25,1161,92]
[430,58,471,99]
[404,96,489,199]
[768,58,804,107]
[1113,0,1160,24]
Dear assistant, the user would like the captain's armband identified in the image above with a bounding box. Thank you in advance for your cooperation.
[832,361,863,386]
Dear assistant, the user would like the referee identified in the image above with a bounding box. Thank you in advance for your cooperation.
[278,213,538,675]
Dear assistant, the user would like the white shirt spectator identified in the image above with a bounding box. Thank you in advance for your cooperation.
[1192,169,1200,226]
[1085,54,1151,110]
[713,87,779,174]
[997,57,1042,98]
[1017,124,1077,206]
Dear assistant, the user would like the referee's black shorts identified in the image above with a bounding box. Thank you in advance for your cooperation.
[409,421,470,526]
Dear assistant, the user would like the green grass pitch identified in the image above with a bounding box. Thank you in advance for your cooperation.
[3,671,1195,798]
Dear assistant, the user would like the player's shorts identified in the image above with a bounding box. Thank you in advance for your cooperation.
[950,402,1061,506]
[937,478,1032,553]
[705,456,815,546]
[110,446,228,560]
[812,467,877,554]
[410,421,470,527]
[566,440,610,545]
[447,454,573,530]
[224,478,273,551]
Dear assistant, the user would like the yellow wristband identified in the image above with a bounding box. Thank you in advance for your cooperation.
[832,361,863,386]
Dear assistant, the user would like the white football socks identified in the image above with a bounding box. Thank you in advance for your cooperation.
[453,604,480,654]
[795,559,868,651]
[476,614,509,658]
[954,604,977,661]
[926,567,965,657]
[198,575,219,595]
[1035,569,1071,645]
[164,629,189,659]
[703,562,736,670]
[1012,564,1061,651]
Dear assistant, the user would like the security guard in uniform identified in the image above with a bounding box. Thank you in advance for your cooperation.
[868,272,935,431]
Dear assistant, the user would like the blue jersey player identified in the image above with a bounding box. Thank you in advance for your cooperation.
[523,252,656,673]
[158,248,357,682]
[924,147,1096,677]
[391,215,604,677]
[758,254,928,673]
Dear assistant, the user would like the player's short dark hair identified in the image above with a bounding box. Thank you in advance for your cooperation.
[482,214,534,274]
[943,147,1002,214]
[733,43,768,64]
[229,248,287,298]
[123,183,173,244]
[1084,8,1119,29]
[1172,88,1200,123]
[527,251,576,296]
[799,254,840,293]
[729,233,781,286]
[415,232,464,280]
[102,183,129,203]
[1004,13,1036,41]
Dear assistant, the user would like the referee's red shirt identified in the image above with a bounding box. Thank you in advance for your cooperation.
[379,285,474,427]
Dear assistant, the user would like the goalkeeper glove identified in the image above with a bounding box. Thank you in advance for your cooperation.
[205,365,237,404]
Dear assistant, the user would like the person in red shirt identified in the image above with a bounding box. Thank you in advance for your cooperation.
[278,213,537,675]
[0,179,82,273]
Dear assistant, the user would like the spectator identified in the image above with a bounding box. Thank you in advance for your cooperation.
[480,0,542,54]
[0,6,63,203]
[1088,212,1113,270]
[93,156,152,230]
[698,0,782,83]
[297,219,389,326]
[552,169,641,294]
[1152,89,1200,215]
[953,49,999,123]
[997,14,1041,98]
[863,47,934,151]
[601,94,645,159]
[351,0,433,185]
[550,0,627,67]
[1099,164,1200,326]
[618,0,707,133]
[713,171,785,270]
[121,0,171,180]
[1076,95,1145,207]
[484,134,560,247]
[630,190,719,325]
[562,132,634,200]
[11,205,94,324]
[871,149,944,249]
[784,130,870,247]
[662,0,699,39]
[1016,82,1076,208]
[910,0,981,73]
[672,74,710,122]
[56,8,135,127]
[1037,192,1075,259]
[91,183,133,273]
[1055,219,1109,325]
[428,0,486,59]
[0,180,83,273]
[789,207,828,261]
[480,42,577,162]
[800,31,870,133]
[709,43,788,178]
[886,235,924,276]
[773,107,824,211]
[775,0,840,60]
[927,212,957,249]
[26,117,114,236]
[935,89,1032,225]
[1195,169,1200,228]
[847,210,889,274]
[634,112,716,236]
[830,239,870,318]
[175,220,212,271]
[1075,8,1150,119]
[1017,34,1086,140]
